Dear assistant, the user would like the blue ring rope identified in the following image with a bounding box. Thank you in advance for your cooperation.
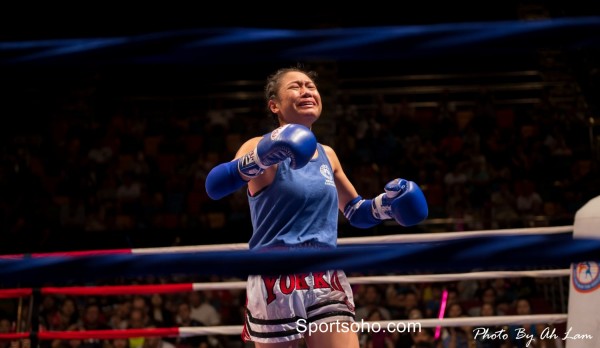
[1,233,598,287]
[1,17,599,64]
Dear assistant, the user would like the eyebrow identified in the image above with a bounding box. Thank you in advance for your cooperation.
[286,80,314,86]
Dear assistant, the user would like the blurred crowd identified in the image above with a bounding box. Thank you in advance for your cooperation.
[0,68,597,254]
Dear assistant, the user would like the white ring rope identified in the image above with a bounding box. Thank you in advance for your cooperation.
[345,269,570,285]
[177,314,568,336]
[338,225,573,245]
[0,315,570,339]
[190,269,569,290]
[134,225,573,253]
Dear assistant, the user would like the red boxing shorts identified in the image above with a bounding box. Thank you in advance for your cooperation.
[241,269,356,344]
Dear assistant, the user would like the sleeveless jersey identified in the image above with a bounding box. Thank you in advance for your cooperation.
[248,143,338,250]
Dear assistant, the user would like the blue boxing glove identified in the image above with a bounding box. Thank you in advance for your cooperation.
[205,124,317,200]
[238,124,317,179]
[343,178,428,228]
[371,179,428,226]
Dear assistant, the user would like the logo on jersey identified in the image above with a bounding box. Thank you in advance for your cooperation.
[573,261,600,293]
[320,164,335,187]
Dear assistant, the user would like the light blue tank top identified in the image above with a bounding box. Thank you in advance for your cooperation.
[248,144,338,250]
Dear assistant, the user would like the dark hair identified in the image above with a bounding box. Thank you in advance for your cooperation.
[366,308,384,319]
[264,64,318,124]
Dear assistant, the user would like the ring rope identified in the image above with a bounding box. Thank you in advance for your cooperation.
[1,233,595,287]
[0,225,574,259]
[135,225,574,254]
[0,315,568,340]
[0,269,570,298]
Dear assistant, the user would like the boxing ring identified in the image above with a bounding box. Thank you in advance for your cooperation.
[1,13,599,347]
[1,222,599,347]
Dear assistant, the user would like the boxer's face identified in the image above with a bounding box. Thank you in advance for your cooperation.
[269,71,322,128]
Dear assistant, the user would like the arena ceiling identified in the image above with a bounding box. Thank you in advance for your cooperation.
[1,4,599,69]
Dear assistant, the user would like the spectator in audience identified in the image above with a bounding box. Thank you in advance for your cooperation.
[80,303,109,330]
[515,179,543,223]
[188,292,220,327]
[148,294,174,328]
[387,289,421,320]
[473,303,505,348]
[108,301,131,330]
[127,308,149,348]
[507,297,559,348]
[440,303,472,348]
[355,285,392,322]
[393,307,425,348]
[359,309,395,348]
[410,328,436,348]
[490,181,520,229]
[0,318,12,348]
[142,325,178,348]
[107,338,130,348]
[469,287,504,317]
[174,302,209,348]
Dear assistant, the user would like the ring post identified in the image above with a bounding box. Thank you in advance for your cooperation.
[566,195,600,347]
